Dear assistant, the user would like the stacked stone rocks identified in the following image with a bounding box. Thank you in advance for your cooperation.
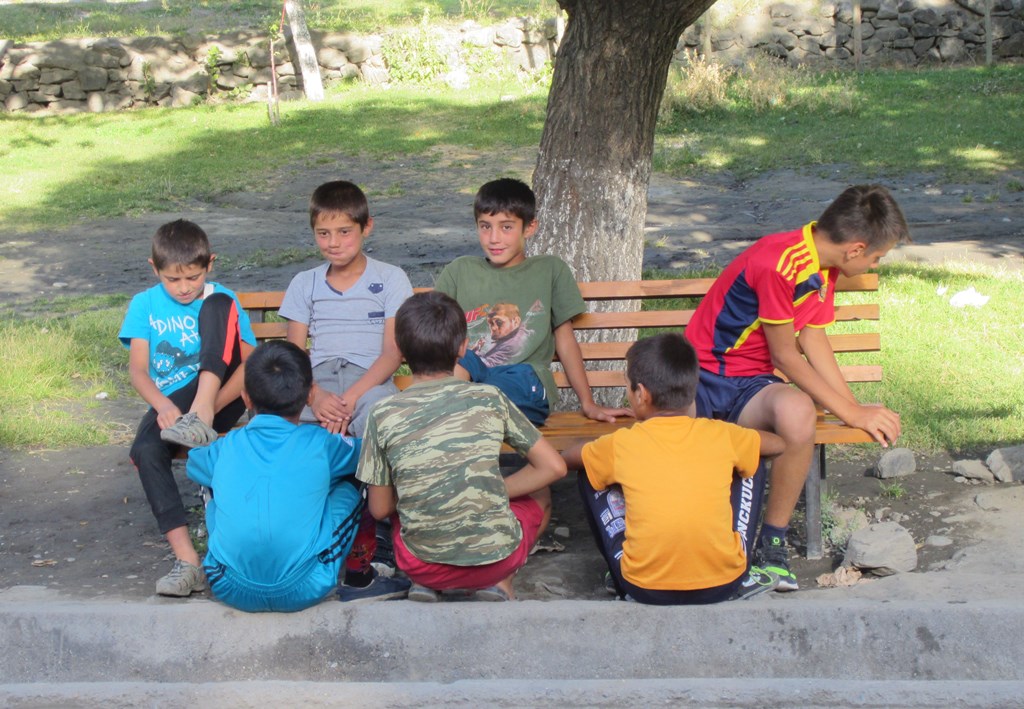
[679,0,1024,66]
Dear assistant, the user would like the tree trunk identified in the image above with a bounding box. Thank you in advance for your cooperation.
[530,0,713,282]
[285,0,324,101]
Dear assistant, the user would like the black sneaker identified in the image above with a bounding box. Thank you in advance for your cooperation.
[337,568,410,603]
[731,565,780,600]
[754,540,799,591]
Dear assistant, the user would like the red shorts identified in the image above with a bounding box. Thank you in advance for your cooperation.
[391,496,544,590]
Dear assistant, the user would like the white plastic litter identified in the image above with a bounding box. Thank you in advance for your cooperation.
[936,285,948,296]
[949,286,990,308]
[95,391,109,400]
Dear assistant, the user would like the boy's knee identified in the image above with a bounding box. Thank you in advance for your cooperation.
[773,391,816,442]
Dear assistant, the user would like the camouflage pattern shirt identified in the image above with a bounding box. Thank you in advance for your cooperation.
[356,377,541,566]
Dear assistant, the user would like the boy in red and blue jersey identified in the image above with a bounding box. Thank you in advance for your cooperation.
[687,185,911,591]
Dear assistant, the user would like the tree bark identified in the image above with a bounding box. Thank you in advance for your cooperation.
[530,0,714,282]
[285,0,324,101]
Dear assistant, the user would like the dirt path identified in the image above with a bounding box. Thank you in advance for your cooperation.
[1,152,1022,601]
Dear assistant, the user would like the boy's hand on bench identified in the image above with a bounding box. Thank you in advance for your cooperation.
[847,403,901,448]
[581,401,634,424]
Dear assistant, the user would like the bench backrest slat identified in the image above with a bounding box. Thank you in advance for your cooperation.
[237,274,882,394]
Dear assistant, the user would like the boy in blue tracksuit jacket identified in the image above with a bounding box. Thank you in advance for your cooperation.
[187,340,363,612]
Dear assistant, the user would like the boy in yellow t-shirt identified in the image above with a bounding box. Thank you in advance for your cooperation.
[563,333,784,604]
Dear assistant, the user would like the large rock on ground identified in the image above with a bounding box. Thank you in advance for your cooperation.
[986,445,1024,483]
[843,521,918,575]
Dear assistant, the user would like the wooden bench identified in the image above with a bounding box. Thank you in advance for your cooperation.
[235,274,881,559]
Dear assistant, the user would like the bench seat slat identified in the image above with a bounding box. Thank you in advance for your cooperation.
[552,364,882,389]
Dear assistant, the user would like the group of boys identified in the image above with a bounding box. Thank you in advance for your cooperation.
[121,176,909,611]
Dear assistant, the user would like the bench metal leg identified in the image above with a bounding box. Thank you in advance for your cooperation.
[803,444,826,560]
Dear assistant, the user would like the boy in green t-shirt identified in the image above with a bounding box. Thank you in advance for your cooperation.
[434,178,632,427]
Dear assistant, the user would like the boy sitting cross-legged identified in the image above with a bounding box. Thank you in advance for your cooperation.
[434,177,632,427]
[564,333,785,605]
[186,340,365,612]
[120,219,257,597]
[686,184,911,590]
[357,291,567,602]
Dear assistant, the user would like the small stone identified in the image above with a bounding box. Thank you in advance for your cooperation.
[875,447,916,478]
[925,535,953,547]
[952,459,995,483]
[553,526,570,539]
[95,391,109,400]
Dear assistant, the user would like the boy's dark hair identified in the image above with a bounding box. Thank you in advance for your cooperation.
[151,219,212,270]
[244,340,313,418]
[395,291,467,376]
[309,180,370,229]
[625,333,699,411]
[816,184,912,251]
[474,177,536,224]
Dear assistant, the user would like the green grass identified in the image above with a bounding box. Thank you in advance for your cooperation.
[0,295,129,448]
[0,82,547,232]
[0,0,559,41]
[3,65,1021,233]
[878,480,907,500]
[655,63,1024,181]
[830,261,1024,455]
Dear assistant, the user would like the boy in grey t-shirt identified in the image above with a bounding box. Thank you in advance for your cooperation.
[279,181,413,438]
[279,180,413,603]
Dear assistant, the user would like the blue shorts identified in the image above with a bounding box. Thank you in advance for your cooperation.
[695,369,783,424]
[203,477,363,613]
[459,350,549,427]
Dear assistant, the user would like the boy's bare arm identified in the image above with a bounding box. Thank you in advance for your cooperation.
[340,317,403,411]
[764,323,900,446]
[366,484,397,521]
[553,321,633,422]
[504,437,568,499]
[797,326,857,404]
[128,339,180,429]
[757,429,786,457]
[560,440,587,470]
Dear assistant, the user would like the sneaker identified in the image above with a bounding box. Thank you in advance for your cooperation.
[732,565,780,600]
[337,569,411,603]
[407,583,440,603]
[603,571,618,596]
[754,540,799,592]
[472,585,511,602]
[160,412,218,449]
[156,559,207,597]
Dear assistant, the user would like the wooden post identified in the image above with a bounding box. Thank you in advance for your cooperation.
[284,0,324,101]
[853,0,862,71]
[985,0,993,66]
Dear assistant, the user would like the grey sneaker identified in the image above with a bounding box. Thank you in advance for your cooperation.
[407,583,441,603]
[156,559,207,597]
[160,412,218,449]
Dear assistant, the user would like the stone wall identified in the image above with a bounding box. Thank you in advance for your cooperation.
[1,0,1021,116]
[681,0,1024,66]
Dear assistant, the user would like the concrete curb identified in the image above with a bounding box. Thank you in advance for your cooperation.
[4,679,1024,708]
[3,596,1022,684]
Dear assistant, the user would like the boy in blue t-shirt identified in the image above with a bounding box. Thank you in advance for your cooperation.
[119,219,257,597]
[187,341,367,612]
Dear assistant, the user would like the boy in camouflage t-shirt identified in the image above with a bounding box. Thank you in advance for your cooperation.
[357,292,566,602]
